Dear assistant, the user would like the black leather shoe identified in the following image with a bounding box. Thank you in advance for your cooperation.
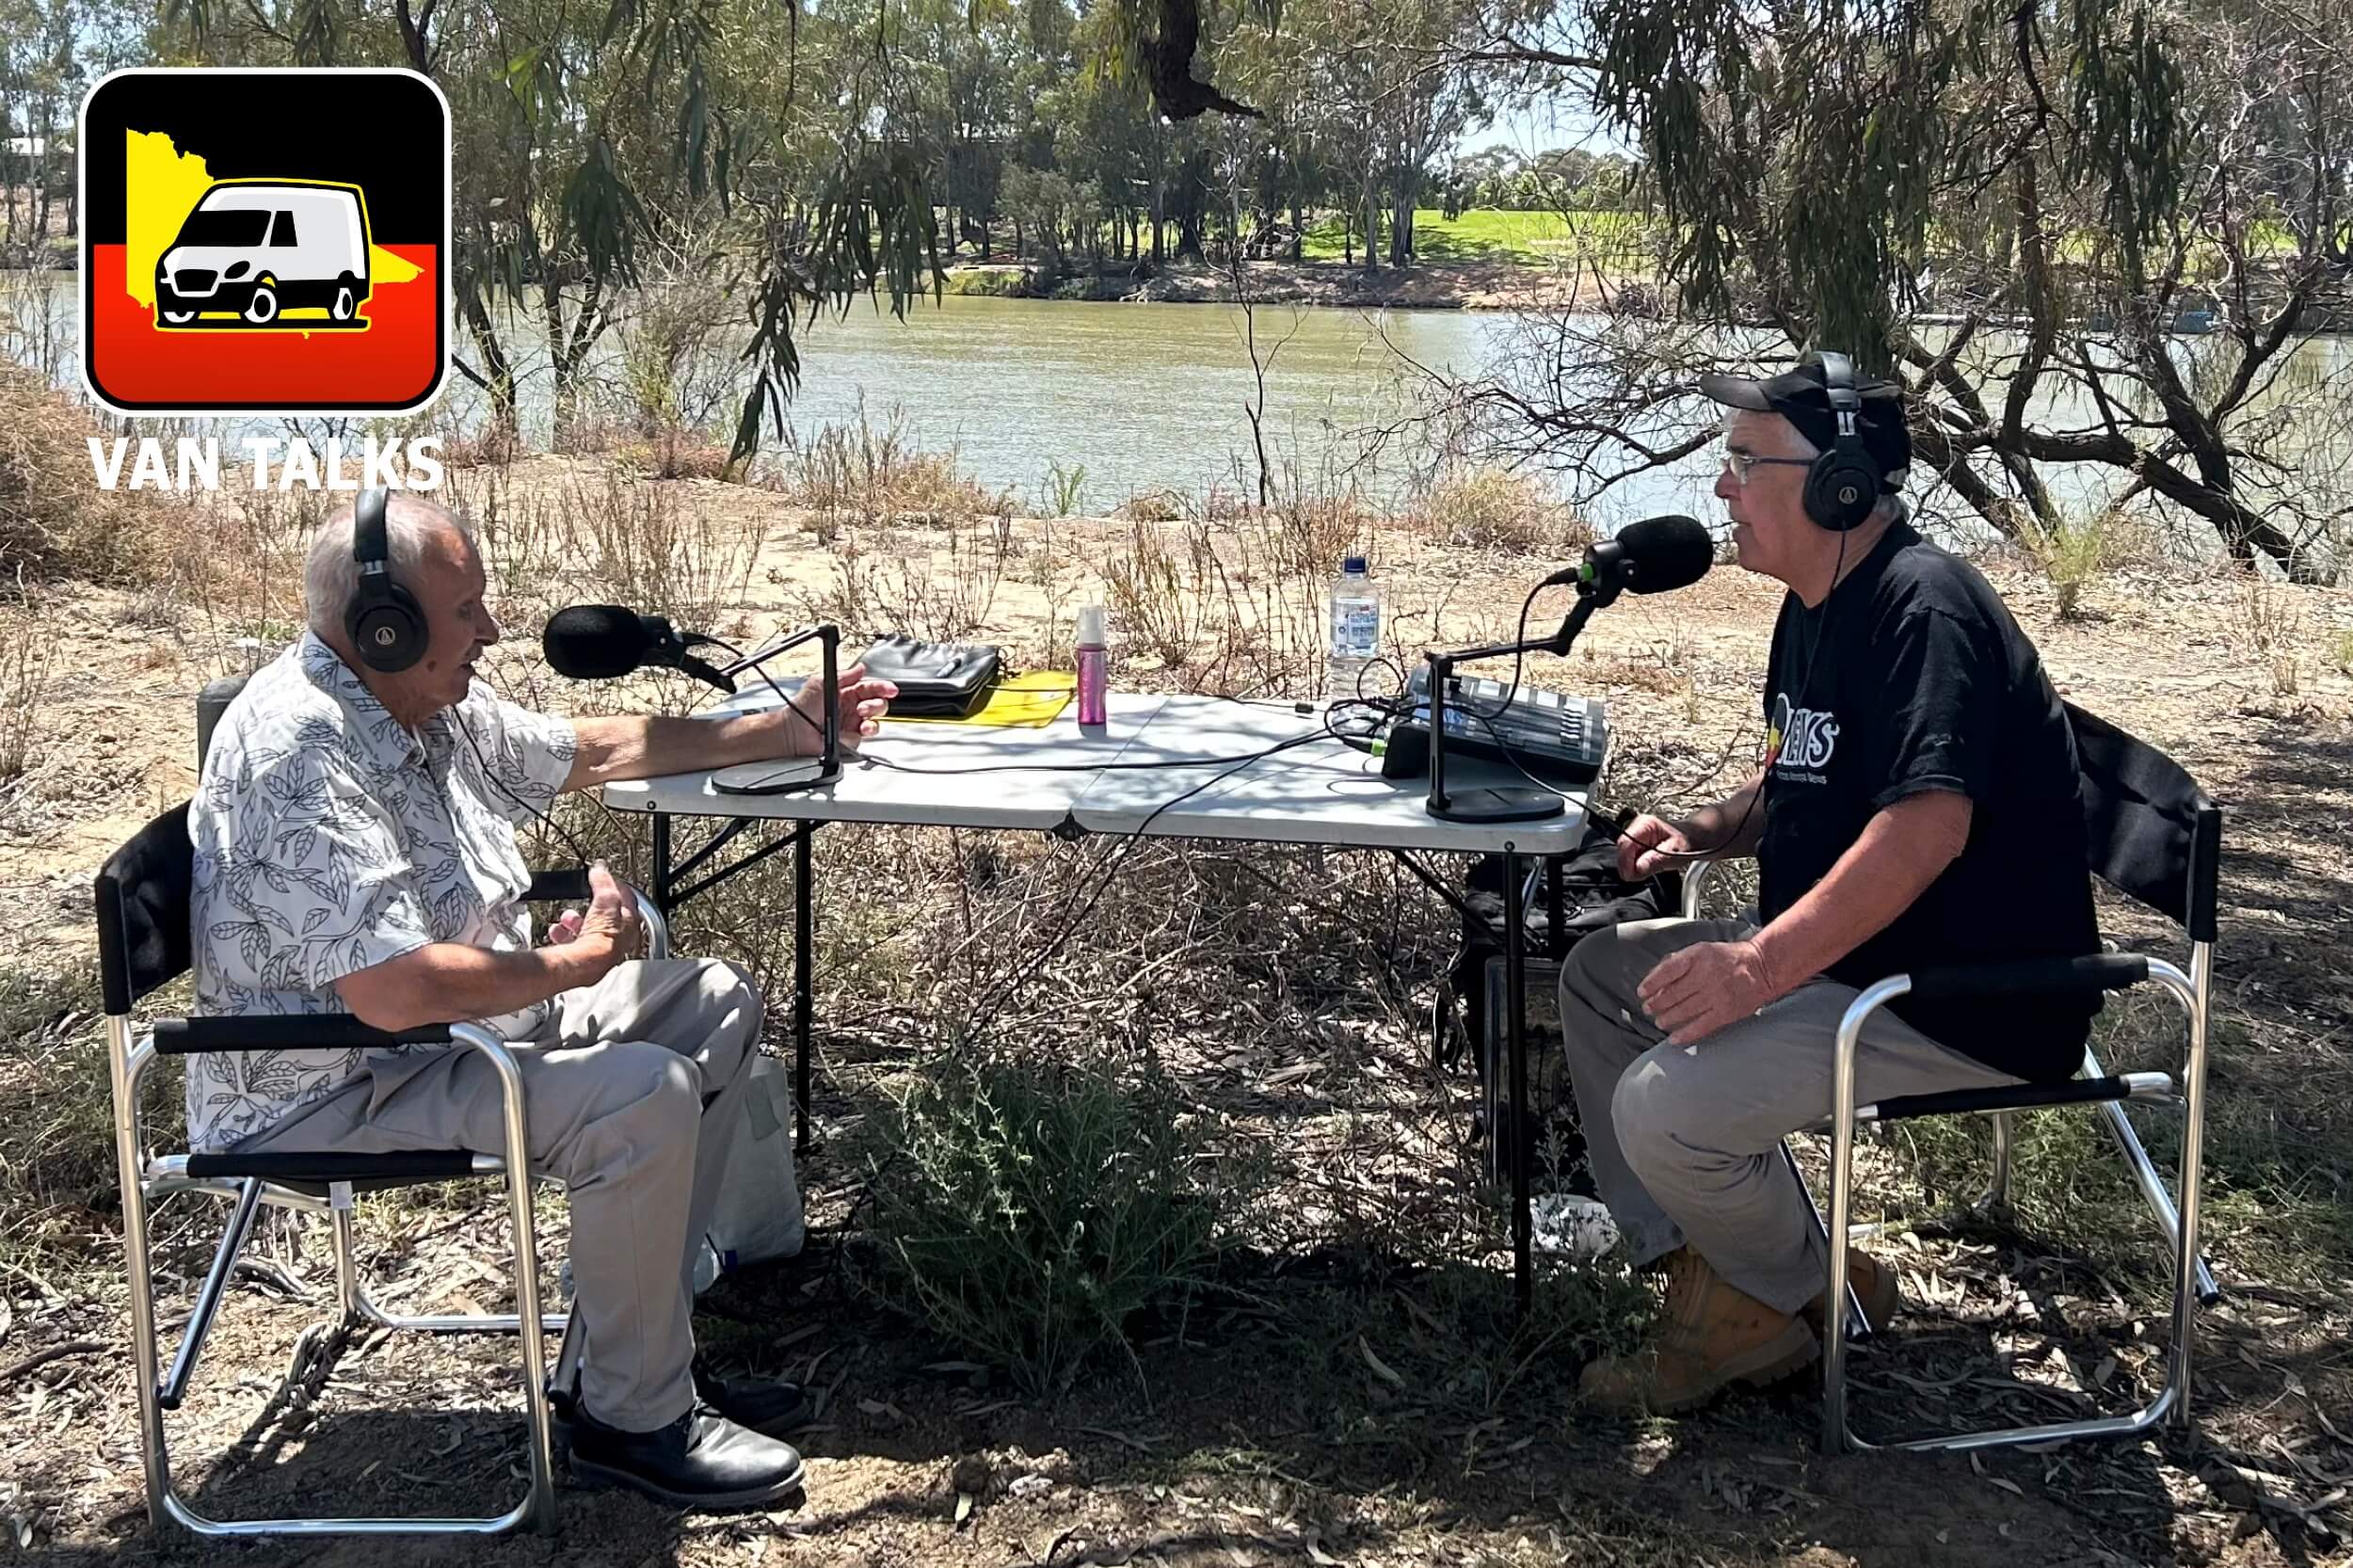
[568,1402,807,1512]
[694,1359,812,1437]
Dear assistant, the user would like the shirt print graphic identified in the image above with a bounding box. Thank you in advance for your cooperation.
[1769,692,1840,786]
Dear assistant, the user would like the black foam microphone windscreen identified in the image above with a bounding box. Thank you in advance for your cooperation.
[1615,513,1714,594]
[543,603,654,679]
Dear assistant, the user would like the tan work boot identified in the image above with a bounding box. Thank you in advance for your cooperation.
[1578,1247,1819,1416]
[1802,1247,1902,1338]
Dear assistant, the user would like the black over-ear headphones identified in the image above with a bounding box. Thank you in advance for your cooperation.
[1803,351,1884,533]
[346,486,427,673]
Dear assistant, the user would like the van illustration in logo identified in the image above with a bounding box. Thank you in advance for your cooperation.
[155,180,371,328]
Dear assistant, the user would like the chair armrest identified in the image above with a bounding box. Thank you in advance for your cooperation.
[150,1016,453,1054]
[1678,856,1755,921]
[1904,953,2148,1002]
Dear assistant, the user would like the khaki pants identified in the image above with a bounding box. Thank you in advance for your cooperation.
[242,959,762,1431]
[1557,918,2018,1313]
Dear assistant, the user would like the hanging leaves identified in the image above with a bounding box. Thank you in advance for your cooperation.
[1580,0,2187,365]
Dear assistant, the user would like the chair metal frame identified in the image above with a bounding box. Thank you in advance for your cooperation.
[1678,758,2221,1454]
[102,812,668,1540]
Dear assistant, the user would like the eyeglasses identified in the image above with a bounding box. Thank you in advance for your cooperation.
[1721,447,1815,487]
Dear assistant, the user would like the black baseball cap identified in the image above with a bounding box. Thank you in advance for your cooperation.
[1699,353,1911,491]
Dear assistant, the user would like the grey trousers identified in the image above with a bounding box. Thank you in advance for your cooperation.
[1557,917,2019,1313]
[242,958,763,1431]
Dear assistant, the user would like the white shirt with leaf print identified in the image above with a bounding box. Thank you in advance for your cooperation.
[185,633,577,1153]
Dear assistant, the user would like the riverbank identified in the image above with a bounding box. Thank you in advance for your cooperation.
[944,254,1643,311]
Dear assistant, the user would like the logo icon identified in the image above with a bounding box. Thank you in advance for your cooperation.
[79,68,450,415]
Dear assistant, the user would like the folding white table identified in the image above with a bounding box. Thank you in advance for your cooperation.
[604,687,1598,1308]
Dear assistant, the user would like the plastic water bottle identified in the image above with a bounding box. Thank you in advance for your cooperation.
[1327,555,1379,700]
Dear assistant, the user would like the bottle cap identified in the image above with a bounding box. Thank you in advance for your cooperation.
[1077,604,1105,647]
[1343,554,1368,575]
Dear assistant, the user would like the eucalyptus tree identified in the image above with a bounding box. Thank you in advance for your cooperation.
[1442,0,2349,579]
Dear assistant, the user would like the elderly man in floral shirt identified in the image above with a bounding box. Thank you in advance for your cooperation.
[190,490,893,1512]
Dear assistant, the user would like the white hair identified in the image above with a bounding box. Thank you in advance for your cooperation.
[305,496,472,641]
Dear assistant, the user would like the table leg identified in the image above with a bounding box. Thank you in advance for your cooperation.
[794,823,816,1154]
[651,811,673,916]
[1504,847,1531,1317]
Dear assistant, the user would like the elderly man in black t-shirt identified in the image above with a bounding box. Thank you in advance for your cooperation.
[1562,352,2099,1415]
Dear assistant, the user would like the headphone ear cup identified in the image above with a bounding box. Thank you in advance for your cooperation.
[1805,451,1881,532]
[350,583,427,672]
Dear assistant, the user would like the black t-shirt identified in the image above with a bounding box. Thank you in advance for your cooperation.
[1758,520,2099,1082]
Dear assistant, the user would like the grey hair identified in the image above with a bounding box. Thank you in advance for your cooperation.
[304,495,472,641]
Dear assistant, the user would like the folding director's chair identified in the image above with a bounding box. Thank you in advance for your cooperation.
[1684,702,2222,1453]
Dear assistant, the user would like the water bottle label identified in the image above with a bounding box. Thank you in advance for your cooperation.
[1333,603,1379,660]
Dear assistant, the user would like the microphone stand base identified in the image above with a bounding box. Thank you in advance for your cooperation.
[1426,786,1566,824]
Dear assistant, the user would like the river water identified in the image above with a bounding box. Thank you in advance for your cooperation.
[8,274,2347,541]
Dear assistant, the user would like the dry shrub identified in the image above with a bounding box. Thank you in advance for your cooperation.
[0,365,173,584]
[793,515,1016,645]
[563,470,767,633]
[0,600,53,778]
[2016,505,2146,619]
[781,405,1011,540]
[1104,519,1209,669]
[1097,507,1336,695]
[1415,470,1592,556]
[615,265,745,445]
[136,488,329,666]
[616,432,734,481]
[440,424,522,471]
[1277,490,1375,581]
[1118,489,1186,523]
[2236,569,2305,696]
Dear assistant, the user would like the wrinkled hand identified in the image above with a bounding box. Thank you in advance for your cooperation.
[1617,812,1695,882]
[1637,939,1783,1047]
[570,862,646,972]
[785,662,899,756]
[542,906,585,946]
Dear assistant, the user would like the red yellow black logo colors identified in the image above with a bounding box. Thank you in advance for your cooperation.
[79,68,451,415]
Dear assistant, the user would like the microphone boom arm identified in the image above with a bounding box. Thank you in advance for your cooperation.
[728,622,842,790]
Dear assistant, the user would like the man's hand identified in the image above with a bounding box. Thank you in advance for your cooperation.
[1637,938,1785,1046]
[783,663,899,757]
[1617,813,1696,882]
[567,863,646,977]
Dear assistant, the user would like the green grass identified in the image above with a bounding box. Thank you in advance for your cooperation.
[1299,207,1649,266]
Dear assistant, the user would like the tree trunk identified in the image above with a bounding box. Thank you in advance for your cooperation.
[544,279,578,451]
[1289,196,1303,262]
[35,100,55,251]
[462,293,520,453]
[1361,188,1380,274]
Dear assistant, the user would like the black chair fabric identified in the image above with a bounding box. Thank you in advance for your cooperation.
[96,802,197,1015]
[184,1150,485,1183]
[2071,701,2219,939]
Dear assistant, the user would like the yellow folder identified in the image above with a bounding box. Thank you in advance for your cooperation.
[885,671,1076,728]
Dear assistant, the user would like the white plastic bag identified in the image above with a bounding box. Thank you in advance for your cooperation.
[697,1054,805,1290]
